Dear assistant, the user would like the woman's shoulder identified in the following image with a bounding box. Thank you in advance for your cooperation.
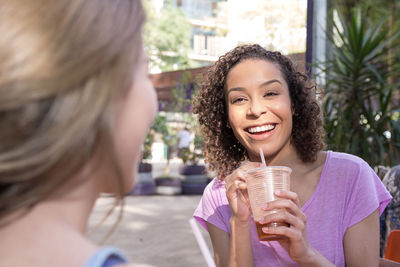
[84,246,128,267]
[320,151,378,189]
[328,150,366,162]
[199,177,229,209]
[204,177,226,193]
[326,150,371,170]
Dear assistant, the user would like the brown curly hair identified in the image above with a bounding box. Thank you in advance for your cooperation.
[192,44,325,179]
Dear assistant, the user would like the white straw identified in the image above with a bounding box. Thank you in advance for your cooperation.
[260,147,267,166]
[189,218,216,267]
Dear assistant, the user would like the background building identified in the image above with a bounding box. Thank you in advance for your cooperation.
[145,0,307,71]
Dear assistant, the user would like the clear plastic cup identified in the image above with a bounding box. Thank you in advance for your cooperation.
[245,166,292,241]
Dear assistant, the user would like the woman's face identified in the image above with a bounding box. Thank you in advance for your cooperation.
[113,50,158,192]
[225,59,294,162]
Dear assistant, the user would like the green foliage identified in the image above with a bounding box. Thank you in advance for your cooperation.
[142,132,153,160]
[170,70,205,165]
[320,7,400,167]
[142,114,174,161]
[189,134,205,165]
[178,133,204,165]
[143,1,196,71]
[152,114,169,139]
[168,71,193,113]
[331,0,400,25]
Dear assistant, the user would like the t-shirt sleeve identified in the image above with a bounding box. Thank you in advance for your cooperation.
[193,179,231,233]
[343,160,392,229]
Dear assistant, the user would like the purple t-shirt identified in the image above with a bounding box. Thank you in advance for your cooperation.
[194,151,392,267]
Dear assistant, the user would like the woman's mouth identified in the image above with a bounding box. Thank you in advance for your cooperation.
[246,124,276,135]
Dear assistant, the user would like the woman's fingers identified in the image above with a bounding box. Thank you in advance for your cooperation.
[259,210,305,231]
[225,161,261,188]
[262,191,305,221]
[239,161,262,173]
[225,169,244,185]
[262,224,304,242]
[275,190,300,207]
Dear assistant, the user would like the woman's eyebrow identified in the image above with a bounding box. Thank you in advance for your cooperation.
[259,79,282,88]
[226,79,282,95]
[226,86,245,95]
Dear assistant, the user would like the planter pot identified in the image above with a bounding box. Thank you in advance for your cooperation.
[130,182,156,195]
[181,182,208,195]
[136,172,153,183]
[179,164,210,195]
[179,165,206,175]
[138,162,152,173]
[129,162,155,195]
[155,177,182,195]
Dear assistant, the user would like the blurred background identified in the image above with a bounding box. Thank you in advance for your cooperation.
[142,0,399,172]
[89,0,400,266]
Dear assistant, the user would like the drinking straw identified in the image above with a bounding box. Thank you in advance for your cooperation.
[260,147,267,166]
[189,218,216,267]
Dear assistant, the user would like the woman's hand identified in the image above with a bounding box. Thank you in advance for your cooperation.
[225,161,262,223]
[259,190,313,264]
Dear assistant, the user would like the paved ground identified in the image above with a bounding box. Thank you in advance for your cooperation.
[88,160,214,267]
[88,195,212,267]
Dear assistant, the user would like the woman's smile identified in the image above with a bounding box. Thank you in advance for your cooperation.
[244,123,278,141]
[225,58,293,160]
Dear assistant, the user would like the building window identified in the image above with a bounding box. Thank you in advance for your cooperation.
[212,2,217,17]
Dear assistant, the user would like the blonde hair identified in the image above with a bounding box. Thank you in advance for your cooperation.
[0,0,145,220]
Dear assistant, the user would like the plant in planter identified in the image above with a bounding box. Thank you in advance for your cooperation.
[178,122,212,195]
[155,69,210,194]
[148,114,182,195]
[131,114,170,195]
[316,7,400,168]
[130,130,155,195]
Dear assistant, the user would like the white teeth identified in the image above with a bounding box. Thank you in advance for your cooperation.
[248,124,275,133]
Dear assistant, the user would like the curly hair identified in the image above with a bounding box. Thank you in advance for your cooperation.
[192,44,325,179]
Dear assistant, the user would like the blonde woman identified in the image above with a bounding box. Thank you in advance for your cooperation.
[0,0,157,266]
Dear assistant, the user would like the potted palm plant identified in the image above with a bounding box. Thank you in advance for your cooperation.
[316,7,400,168]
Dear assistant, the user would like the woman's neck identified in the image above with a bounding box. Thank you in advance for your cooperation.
[0,173,100,267]
[249,142,302,169]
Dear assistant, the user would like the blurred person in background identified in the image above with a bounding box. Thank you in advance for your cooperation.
[177,125,193,162]
[0,0,157,267]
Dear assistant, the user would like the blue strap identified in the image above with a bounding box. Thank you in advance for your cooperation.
[84,247,128,267]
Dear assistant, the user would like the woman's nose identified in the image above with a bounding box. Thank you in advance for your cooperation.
[246,100,268,117]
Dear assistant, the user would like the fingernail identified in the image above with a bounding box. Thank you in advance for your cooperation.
[275,190,281,195]
[262,227,269,233]
[262,203,269,210]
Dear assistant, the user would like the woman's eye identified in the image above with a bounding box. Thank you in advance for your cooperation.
[264,92,278,97]
[232,97,246,104]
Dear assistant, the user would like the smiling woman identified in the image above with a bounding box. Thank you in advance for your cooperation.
[192,44,392,267]
[193,44,324,178]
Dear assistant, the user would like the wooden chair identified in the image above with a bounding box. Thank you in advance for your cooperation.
[385,230,400,263]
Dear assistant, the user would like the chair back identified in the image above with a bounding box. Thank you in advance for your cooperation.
[385,230,400,262]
